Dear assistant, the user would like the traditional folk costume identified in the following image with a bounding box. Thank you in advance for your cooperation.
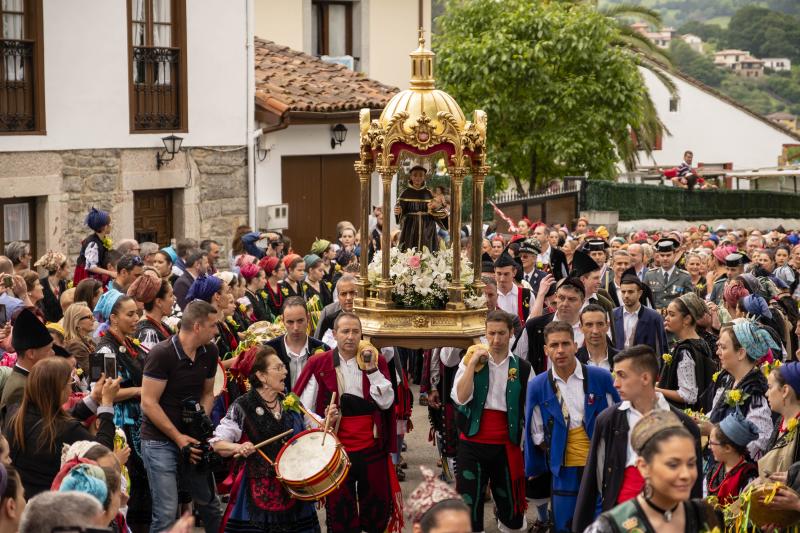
[395,175,448,253]
[263,281,284,319]
[213,389,320,533]
[245,289,273,324]
[422,347,462,482]
[706,411,759,506]
[756,362,800,481]
[451,348,531,532]
[95,330,151,526]
[293,347,402,533]
[658,336,716,411]
[573,393,703,532]
[525,363,619,533]
[74,207,112,286]
[135,315,173,353]
[584,498,723,533]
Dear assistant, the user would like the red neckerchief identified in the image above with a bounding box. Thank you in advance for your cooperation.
[108,329,140,359]
[264,281,284,309]
[145,315,172,339]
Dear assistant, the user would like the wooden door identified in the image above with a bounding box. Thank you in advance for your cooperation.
[281,154,359,254]
[134,189,173,247]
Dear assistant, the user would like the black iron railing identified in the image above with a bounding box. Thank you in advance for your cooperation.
[132,46,181,130]
[0,39,35,132]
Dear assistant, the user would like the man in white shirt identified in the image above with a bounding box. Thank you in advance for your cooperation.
[452,310,532,533]
[293,313,397,533]
[494,253,533,323]
[576,304,618,371]
[266,296,329,390]
[524,321,619,533]
[573,345,703,530]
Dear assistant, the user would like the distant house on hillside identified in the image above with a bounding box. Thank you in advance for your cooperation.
[763,58,792,72]
[713,49,750,67]
[680,34,704,53]
[767,112,798,133]
[630,22,675,49]
[714,50,764,78]
[634,68,800,181]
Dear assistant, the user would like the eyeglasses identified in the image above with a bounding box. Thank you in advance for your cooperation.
[268,364,286,371]
[79,315,93,322]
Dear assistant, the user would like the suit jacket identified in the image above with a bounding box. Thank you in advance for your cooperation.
[314,301,342,340]
[612,305,668,355]
[643,267,694,310]
[573,402,703,531]
[172,270,195,311]
[266,334,330,393]
[576,343,619,371]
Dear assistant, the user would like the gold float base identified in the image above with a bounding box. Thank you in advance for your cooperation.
[354,301,487,350]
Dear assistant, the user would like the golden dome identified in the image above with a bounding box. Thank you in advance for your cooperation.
[379,34,466,137]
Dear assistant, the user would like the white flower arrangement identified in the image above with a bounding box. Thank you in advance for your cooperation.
[368,247,484,309]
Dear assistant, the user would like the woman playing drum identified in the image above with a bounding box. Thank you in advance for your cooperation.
[211,345,339,533]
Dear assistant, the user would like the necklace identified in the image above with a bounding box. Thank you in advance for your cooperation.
[642,495,679,522]
[264,282,284,309]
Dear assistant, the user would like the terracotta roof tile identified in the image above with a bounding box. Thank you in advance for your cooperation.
[254,38,398,115]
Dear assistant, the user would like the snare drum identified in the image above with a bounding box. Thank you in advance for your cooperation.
[212,360,227,397]
[274,429,350,501]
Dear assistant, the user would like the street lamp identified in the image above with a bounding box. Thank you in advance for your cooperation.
[156,134,184,170]
[330,124,347,149]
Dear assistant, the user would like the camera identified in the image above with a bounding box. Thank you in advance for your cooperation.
[180,399,223,472]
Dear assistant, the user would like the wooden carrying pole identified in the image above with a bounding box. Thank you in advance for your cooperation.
[321,392,337,445]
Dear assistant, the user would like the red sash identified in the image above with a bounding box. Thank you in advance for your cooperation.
[461,410,527,515]
[617,466,644,504]
[338,415,376,452]
[516,290,525,323]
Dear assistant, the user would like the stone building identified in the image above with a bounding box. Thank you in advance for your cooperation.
[0,0,250,260]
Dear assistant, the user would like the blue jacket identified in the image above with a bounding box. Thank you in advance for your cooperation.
[524,364,619,478]
[612,305,668,355]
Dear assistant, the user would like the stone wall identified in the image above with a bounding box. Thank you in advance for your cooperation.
[192,147,249,253]
[60,149,124,256]
[0,146,248,261]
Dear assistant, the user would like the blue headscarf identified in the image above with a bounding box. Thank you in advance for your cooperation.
[742,294,772,320]
[186,275,223,303]
[93,288,124,322]
[58,464,108,506]
[732,319,780,360]
[85,207,110,233]
[160,246,178,263]
[780,362,800,394]
[719,410,759,449]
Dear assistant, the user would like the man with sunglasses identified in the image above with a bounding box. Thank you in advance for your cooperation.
[110,254,143,293]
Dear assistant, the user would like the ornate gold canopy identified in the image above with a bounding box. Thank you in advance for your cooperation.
[352,33,490,348]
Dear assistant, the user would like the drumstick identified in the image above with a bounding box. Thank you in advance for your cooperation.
[234,429,294,459]
[321,392,337,446]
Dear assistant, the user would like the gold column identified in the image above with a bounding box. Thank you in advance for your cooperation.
[375,167,395,307]
[447,166,465,309]
[354,161,371,303]
[472,164,489,288]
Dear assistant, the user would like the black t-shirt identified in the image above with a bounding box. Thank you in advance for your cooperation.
[140,336,219,442]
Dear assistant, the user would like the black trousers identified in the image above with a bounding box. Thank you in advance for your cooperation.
[456,439,524,532]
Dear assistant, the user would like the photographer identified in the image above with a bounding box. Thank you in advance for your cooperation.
[140,300,222,532]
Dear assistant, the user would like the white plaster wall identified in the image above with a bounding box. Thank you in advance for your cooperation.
[254,0,305,51]
[637,68,797,171]
[0,0,248,152]
[255,123,395,222]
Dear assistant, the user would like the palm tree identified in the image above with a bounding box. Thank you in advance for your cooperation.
[567,1,678,170]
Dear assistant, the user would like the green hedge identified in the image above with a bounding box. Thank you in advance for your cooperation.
[584,180,800,220]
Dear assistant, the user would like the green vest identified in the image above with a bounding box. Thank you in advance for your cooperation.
[456,356,523,444]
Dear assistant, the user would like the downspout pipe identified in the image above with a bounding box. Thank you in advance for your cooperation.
[246,0,256,228]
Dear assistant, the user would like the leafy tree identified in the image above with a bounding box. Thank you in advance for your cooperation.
[727,6,800,63]
[676,20,726,45]
[435,0,650,192]
[669,40,726,87]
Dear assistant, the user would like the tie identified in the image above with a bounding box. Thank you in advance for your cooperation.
[664,271,669,285]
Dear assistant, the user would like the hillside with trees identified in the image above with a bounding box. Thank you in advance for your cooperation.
[599,0,800,28]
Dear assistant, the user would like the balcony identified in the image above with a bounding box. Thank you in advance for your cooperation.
[131,46,182,131]
[0,39,36,133]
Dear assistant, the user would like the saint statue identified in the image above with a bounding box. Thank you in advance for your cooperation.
[394,165,449,252]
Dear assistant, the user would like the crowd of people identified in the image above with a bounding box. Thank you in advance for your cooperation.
[1,201,800,533]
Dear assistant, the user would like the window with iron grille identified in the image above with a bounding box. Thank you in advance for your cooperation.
[0,0,45,134]
[127,0,187,133]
